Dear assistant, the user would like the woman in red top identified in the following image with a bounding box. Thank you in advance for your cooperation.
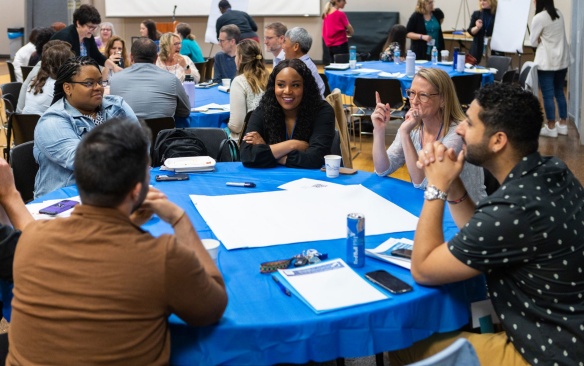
[321,0,354,63]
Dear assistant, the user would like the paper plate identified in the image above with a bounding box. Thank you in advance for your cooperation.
[438,61,453,66]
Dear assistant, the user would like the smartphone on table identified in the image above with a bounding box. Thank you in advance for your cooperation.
[391,248,412,259]
[38,199,79,215]
[365,270,413,294]
[155,174,189,182]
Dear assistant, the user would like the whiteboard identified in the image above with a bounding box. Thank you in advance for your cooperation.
[105,0,320,17]
[491,0,531,53]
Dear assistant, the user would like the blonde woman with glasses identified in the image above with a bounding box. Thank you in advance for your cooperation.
[156,32,200,83]
[371,68,486,203]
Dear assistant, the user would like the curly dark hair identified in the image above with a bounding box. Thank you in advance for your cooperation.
[258,59,322,144]
[73,4,101,26]
[475,83,542,156]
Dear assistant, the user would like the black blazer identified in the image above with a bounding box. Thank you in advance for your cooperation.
[51,24,107,66]
[406,9,445,60]
[467,9,495,64]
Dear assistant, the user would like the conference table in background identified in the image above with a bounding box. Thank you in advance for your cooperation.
[324,60,495,97]
[176,85,230,129]
[28,164,485,365]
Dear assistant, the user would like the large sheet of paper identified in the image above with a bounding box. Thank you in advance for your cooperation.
[190,184,419,250]
[491,0,531,53]
[278,259,388,313]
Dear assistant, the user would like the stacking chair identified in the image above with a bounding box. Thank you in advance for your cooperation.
[486,55,512,82]
[519,61,538,96]
[144,117,175,162]
[204,57,214,82]
[450,74,482,110]
[20,66,34,81]
[406,338,480,366]
[325,88,353,168]
[156,127,238,163]
[319,72,332,98]
[333,53,350,63]
[501,69,516,84]
[1,82,22,108]
[9,112,40,146]
[10,141,39,203]
[6,61,17,82]
[194,61,207,82]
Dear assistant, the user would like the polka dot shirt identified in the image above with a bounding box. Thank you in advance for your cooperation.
[449,152,584,365]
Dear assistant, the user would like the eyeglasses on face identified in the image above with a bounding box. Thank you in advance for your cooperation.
[86,24,98,31]
[218,38,231,44]
[405,89,439,103]
[173,42,181,46]
[68,80,108,88]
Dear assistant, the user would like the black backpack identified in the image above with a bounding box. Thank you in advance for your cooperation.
[152,129,208,167]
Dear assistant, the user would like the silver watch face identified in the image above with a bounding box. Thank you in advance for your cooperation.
[424,186,447,201]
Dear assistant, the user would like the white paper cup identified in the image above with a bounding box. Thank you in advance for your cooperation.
[221,78,231,88]
[201,239,220,262]
[440,50,449,61]
[324,155,342,178]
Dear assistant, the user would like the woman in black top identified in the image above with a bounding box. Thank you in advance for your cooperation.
[467,0,497,64]
[406,0,445,60]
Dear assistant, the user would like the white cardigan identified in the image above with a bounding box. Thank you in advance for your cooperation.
[530,9,570,71]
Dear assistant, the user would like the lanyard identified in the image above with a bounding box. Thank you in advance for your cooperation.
[419,122,443,148]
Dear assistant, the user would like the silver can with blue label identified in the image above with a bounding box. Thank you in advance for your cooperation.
[346,213,365,267]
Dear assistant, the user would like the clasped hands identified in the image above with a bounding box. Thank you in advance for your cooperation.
[416,141,465,192]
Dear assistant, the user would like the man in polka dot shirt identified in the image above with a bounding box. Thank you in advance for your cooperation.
[389,83,584,365]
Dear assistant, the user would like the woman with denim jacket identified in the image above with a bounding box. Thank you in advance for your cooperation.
[33,57,138,198]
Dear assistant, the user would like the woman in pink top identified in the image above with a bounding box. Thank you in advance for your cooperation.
[322,0,354,63]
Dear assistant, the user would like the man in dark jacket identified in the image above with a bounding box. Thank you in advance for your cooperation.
[215,0,258,42]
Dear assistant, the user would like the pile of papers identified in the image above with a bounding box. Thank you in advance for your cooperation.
[366,237,413,269]
[192,103,230,113]
[324,63,350,70]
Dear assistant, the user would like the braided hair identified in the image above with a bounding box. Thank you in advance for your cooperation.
[258,59,322,144]
[51,56,100,105]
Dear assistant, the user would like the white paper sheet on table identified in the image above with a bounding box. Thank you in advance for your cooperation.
[27,196,81,220]
[351,68,381,74]
[277,178,343,190]
[278,258,388,313]
[190,184,419,250]
[378,71,405,78]
[192,103,230,113]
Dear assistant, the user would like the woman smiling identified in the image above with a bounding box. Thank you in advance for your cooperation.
[240,59,335,168]
[33,57,138,198]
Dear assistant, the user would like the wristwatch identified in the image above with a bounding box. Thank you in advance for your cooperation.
[424,185,447,201]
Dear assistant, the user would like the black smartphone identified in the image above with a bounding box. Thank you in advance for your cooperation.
[39,199,79,215]
[365,270,413,294]
[155,174,190,182]
[391,248,412,259]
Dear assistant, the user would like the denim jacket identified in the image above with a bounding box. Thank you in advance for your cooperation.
[33,95,138,198]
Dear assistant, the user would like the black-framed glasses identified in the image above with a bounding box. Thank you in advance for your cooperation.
[405,89,439,103]
[68,80,108,88]
[217,38,231,44]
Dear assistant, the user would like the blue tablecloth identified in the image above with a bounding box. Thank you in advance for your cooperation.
[26,163,483,365]
[176,86,230,129]
[325,61,495,96]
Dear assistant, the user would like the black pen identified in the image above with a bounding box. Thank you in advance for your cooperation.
[271,275,291,296]
[226,182,256,188]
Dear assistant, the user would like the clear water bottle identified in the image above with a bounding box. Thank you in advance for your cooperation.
[349,45,357,69]
[394,47,400,65]
[431,46,438,65]
[406,51,416,78]
[183,74,196,108]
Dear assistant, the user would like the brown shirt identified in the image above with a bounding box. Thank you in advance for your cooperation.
[7,205,227,365]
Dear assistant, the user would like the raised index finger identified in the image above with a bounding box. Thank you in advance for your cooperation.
[375,91,381,104]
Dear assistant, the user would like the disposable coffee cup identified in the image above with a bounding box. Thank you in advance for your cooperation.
[201,239,220,263]
[222,78,231,88]
[324,155,342,178]
[440,50,449,61]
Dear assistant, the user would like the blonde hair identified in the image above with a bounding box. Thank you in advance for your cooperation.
[413,68,466,134]
[236,40,269,94]
[480,0,497,13]
[158,32,180,62]
[321,0,343,19]
[415,0,433,14]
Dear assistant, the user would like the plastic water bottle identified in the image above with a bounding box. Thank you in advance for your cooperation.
[431,46,438,65]
[349,45,357,69]
[393,47,400,65]
[405,50,415,78]
[457,52,466,72]
[183,74,196,108]
[452,47,460,71]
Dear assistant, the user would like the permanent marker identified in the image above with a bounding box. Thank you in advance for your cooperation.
[271,275,291,296]
[226,182,256,188]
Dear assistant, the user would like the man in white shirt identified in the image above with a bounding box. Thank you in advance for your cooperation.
[12,29,39,82]
[264,22,287,67]
[282,27,325,99]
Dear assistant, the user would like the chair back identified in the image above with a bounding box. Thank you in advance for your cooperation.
[238,110,254,146]
[518,65,531,89]
[20,66,34,81]
[6,61,17,82]
[9,141,38,203]
[406,338,480,366]
[333,53,350,63]
[319,72,332,98]
[194,61,207,82]
[354,78,404,111]
[1,82,22,108]
[205,57,214,82]
[11,113,40,145]
[519,61,538,96]
[486,56,512,82]
[325,89,353,168]
[144,117,175,162]
[501,69,516,84]
[450,74,482,108]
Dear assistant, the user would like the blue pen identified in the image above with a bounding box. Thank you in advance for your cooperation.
[271,275,291,296]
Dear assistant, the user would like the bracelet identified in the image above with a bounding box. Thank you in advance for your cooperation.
[448,191,468,204]
[419,34,423,40]
[171,210,186,227]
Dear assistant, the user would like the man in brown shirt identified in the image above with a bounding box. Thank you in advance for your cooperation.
[7,119,228,365]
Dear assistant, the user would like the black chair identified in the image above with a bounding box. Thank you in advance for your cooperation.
[6,61,17,82]
[194,61,207,82]
[20,66,34,81]
[518,65,531,89]
[1,82,22,109]
[319,72,332,98]
[10,141,38,203]
[156,127,238,163]
[204,57,214,82]
[144,117,175,162]
[450,74,482,109]
[333,53,350,63]
[486,55,512,82]
[8,113,40,152]
[238,110,254,146]
[501,69,516,84]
